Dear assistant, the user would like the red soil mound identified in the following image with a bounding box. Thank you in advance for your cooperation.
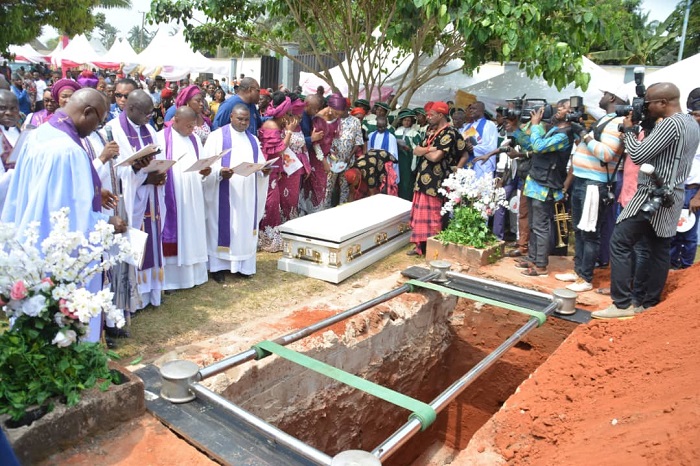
[476,264,700,464]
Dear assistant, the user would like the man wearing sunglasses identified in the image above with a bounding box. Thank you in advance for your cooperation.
[593,83,700,319]
[106,78,138,122]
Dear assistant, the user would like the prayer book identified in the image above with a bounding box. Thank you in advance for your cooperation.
[115,144,160,167]
[282,147,304,176]
[231,157,279,177]
[141,158,177,174]
[184,148,231,172]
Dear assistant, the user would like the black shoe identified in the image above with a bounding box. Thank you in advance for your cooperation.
[105,336,118,349]
[211,271,226,284]
[105,326,130,339]
[406,249,422,256]
[235,272,253,279]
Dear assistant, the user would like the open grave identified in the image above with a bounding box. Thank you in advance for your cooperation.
[135,263,588,465]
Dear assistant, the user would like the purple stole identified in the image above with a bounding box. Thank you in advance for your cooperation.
[218,125,259,250]
[47,112,101,212]
[162,126,199,256]
[0,128,17,171]
[118,112,161,277]
[30,110,52,127]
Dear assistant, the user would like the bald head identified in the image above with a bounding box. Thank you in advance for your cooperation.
[238,77,260,104]
[646,82,682,118]
[173,106,197,137]
[61,88,109,138]
[126,90,154,126]
[305,94,323,116]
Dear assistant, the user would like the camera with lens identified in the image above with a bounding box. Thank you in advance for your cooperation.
[615,67,646,128]
[601,186,616,207]
[565,96,588,123]
[638,163,674,218]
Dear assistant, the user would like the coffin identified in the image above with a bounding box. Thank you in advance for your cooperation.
[277,194,412,283]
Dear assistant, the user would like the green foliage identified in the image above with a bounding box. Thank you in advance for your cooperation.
[435,206,497,249]
[0,316,117,422]
[0,0,100,55]
[664,0,700,61]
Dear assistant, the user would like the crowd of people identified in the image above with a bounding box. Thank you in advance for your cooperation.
[1,60,699,349]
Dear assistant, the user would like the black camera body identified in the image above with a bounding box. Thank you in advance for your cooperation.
[615,67,646,125]
[565,96,588,123]
[639,163,674,219]
[504,95,553,123]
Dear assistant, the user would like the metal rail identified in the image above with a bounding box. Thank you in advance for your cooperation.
[371,300,561,461]
[197,272,440,380]
[191,383,333,466]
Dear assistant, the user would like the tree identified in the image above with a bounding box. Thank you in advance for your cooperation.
[665,0,700,61]
[0,0,100,54]
[127,25,154,53]
[93,12,119,49]
[150,0,605,106]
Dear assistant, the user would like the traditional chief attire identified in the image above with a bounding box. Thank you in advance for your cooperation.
[202,124,268,275]
[1,111,108,342]
[156,126,208,289]
[107,112,165,309]
[410,102,465,255]
[0,124,20,210]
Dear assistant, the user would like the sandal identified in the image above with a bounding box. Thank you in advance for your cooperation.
[514,260,534,269]
[521,267,548,277]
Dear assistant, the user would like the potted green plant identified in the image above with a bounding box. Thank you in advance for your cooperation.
[427,168,507,266]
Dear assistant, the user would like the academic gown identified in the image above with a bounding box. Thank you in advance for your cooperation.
[155,128,208,289]
[107,117,165,309]
[1,123,108,342]
[202,126,268,275]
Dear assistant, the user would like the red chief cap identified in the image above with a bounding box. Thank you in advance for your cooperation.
[431,101,450,115]
[260,88,271,96]
[424,101,434,112]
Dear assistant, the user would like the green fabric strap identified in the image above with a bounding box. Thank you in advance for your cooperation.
[252,340,437,431]
[406,279,547,327]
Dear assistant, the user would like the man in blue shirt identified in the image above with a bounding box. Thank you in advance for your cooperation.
[212,77,261,134]
[10,74,30,115]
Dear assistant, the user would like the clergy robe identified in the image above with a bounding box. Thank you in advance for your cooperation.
[107,116,165,309]
[1,115,108,342]
[0,125,20,211]
[202,125,268,275]
[156,127,208,289]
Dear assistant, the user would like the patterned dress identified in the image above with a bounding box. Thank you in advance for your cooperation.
[322,115,363,209]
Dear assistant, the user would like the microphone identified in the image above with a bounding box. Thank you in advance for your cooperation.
[105,125,113,142]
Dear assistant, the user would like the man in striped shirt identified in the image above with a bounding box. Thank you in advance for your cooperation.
[593,83,700,319]
[555,88,627,291]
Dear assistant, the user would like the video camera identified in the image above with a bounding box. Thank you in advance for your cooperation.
[639,163,674,219]
[504,95,553,123]
[615,67,646,126]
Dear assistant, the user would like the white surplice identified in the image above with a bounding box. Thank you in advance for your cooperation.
[202,126,268,275]
[0,126,20,211]
[156,129,208,289]
[107,117,165,309]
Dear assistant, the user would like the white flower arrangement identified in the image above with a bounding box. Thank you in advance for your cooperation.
[438,168,508,217]
[0,208,133,346]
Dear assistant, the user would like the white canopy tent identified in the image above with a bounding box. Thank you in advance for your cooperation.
[5,44,48,64]
[129,28,227,80]
[460,57,617,120]
[89,37,108,56]
[93,38,139,70]
[50,34,101,67]
[621,53,700,111]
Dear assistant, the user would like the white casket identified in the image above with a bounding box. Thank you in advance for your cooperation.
[277,194,412,283]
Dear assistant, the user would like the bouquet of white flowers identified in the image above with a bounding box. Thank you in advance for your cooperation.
[0,208,133,422]
[438,168,507,218]
[436,168,508,249]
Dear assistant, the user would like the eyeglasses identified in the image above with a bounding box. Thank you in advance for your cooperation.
[114,92,130,99]
[644,99,665,105]
[43,98,56,103]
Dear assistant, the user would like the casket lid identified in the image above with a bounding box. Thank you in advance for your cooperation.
[280,194,412,243]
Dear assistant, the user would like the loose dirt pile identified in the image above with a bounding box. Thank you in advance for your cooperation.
[462,264,700,465]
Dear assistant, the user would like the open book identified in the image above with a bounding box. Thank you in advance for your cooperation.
[185,148,231,172]
[231,157,279,177]
[115,144,161,167]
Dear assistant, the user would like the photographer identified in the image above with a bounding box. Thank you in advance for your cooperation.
[592,83,700,319]
[555,89,627,292]
[515,99,574,276]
